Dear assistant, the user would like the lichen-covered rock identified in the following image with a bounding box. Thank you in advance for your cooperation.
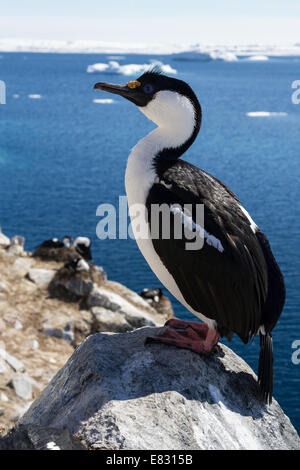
[20,328,300,450]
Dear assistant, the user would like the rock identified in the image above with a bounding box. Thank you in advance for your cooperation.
[14,320,23,330]
[27,268,55,285]
[94,265,107,282]
[91,307,132,333]
[87,287,121,311]
[0,358,7,374]
[0,228,10,248]
[0,281,8,293]
[87,285,162,329]
[9,402,33,422]
[12,257,32,276]
[65,278,93,297]
[0,392,9,402]
[27,339,39,350]
[0,408,4,416]
[0,424,86,450]
[20,328,300,450]
[8,236,25,256]
[0,349,25,372]
[10,376,33,400]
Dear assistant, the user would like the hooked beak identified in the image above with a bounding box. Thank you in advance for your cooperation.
[94,81,145,106]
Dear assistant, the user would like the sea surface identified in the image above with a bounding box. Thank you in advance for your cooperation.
[0,52,299,433]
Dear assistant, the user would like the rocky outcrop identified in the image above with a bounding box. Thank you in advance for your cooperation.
[0,229,173,432]
[18,328,300,450]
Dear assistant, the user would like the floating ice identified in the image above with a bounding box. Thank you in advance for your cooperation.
[1,39,300,57]
[93,98,114,104]
[87,60,177,76]
[106,56,125,61]
[245,55,269,61]
[172,44,238,62]
[12,94,20,99]
[210,51,238,62]
[246,111,287,117]
[28,94,42,99]
[172,51,212,62]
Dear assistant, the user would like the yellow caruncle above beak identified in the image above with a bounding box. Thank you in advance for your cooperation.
[126,80,141,89]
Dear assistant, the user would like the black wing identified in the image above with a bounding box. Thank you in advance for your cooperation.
[147,159,269,343]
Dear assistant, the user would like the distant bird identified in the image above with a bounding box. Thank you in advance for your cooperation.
[94,70,285,403]
[33,236,72,261]
[74,237,92,261]
[34,235,92,263]
[140,288,163,304]
[62,235,73,247]
[64,257,90,273]
[140,287,173,318]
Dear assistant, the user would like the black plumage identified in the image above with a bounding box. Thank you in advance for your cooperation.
[146,159,277,342]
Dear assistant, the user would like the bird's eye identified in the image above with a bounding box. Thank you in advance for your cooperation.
[143,83,155,94]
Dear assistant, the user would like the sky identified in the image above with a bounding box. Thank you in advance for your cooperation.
[0,0,299,45]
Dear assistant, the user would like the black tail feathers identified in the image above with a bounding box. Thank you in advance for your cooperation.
[258,331,274,404]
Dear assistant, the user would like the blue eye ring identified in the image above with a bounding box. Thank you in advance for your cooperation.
[143,83,155,94]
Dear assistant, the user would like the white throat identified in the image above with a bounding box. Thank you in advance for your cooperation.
[125,90,196,207]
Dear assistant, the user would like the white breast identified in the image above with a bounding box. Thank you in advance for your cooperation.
[125,90,216,329]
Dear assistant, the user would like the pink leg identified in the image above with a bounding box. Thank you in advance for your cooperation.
[145,317,219,355]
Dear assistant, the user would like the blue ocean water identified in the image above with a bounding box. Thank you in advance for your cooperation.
[0,52,299,433]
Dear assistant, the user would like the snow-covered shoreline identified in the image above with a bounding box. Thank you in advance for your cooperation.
[1,38,300,57]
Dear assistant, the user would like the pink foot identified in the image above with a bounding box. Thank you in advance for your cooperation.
[145,317,219,355]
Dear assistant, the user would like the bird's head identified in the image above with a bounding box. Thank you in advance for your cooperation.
[94,69,201,134]
[74,236,92,261]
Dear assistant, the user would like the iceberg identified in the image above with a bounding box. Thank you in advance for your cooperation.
[245,55,269,61]
[87,61,177,76]
[172,45,238,62]
[246,111,287,117]
[93,98,114,104]
[28,94,42,99]
[209,51,238,62]
[172,51,212,62]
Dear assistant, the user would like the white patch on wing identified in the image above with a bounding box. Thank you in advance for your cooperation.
[239,205,257,233]
[171,206,224,253]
